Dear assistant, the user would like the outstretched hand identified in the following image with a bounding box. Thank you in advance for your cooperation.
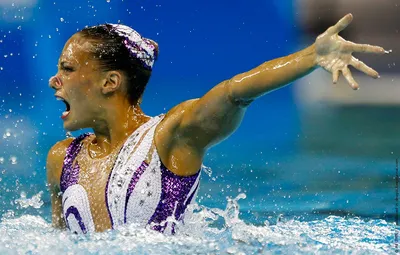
[315,13,389,90]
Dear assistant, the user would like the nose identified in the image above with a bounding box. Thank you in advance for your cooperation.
[49,75,62,89]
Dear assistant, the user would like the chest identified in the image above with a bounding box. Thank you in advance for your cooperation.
[66,150,117,231]
[75,151,115,195]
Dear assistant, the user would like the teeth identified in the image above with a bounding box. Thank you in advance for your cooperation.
[62,111,70,119]
[56,97,64,101]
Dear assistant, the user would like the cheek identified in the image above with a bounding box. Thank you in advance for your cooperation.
[69,73,94,91]
[76,84,102,108]
[63,69,102,100]
[64,81,92,102]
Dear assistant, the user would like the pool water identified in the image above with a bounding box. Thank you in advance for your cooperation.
[0,193,396,254]
[0,152,397,254]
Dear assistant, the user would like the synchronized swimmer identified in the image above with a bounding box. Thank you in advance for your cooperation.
[47,14,388,234]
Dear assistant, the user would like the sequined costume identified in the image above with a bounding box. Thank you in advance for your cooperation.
[60,115,201,234]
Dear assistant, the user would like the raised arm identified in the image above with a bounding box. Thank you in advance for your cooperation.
[159,14,388,176]
[229,14,386,99]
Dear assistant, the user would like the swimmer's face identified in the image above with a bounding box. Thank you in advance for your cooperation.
[49,34,108,131]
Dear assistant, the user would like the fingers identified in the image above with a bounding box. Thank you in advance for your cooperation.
[342,67,359,90]
[345,41,386,54]
[350,57,379,78]
[332,70,340,84]
[327,13,353,35]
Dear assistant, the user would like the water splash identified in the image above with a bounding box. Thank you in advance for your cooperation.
[14,191,43,209]
[0,194,396,254]
[201,164,212,177]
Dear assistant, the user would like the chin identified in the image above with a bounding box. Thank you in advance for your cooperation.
[63,116,93,132]
[63,118,83,132]
[63,123,80,132]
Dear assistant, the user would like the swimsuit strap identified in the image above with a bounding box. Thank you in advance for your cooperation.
[60,133,92,193]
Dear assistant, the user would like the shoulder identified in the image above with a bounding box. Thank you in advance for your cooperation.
[155,98,199,139]
[46,138,74,186]
[163,98,199,123]
[155,98,198,143]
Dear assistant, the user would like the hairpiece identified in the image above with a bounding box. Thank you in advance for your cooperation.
[108,24,157,70]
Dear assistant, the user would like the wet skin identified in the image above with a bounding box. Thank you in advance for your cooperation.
[47,14,388,231]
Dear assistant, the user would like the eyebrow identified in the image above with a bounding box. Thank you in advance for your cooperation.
[58,61,72,67]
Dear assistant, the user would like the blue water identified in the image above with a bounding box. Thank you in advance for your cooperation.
[0,105,398,254]
[0,149,397,254]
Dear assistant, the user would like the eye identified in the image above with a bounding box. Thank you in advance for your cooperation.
[61,65,74,72]
[59,62,75,72]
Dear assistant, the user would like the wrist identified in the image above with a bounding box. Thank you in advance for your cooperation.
[306,43,318,67]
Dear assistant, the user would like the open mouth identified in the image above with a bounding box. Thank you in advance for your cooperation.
[56,96,71,119]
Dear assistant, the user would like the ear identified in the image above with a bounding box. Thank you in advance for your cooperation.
[101,71,122,95]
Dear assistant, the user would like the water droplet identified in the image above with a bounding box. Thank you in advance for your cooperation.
[0,158,4,164]
[9,156,17,165]
[3,129,12,139]
[2,210,14,219]
[201,164,212,177]
[60,17,64,22]
[15,191,44,209]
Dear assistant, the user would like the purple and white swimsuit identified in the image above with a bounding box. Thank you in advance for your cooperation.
[60,115,201,234]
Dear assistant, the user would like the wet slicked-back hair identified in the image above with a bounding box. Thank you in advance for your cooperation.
[78,24,159,105]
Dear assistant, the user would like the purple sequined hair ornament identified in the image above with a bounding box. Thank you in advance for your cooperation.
[107,24,158,71]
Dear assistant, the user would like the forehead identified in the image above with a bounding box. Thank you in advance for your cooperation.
[59,34,95,64]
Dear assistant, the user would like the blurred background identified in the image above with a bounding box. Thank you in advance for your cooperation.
[0,0,398,224]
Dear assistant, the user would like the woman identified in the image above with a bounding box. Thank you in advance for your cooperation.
[47,14,387,234]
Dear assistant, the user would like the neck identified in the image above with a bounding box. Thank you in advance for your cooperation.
[89,102,150,158]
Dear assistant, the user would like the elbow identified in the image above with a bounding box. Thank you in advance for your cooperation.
[226,79,254,108]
